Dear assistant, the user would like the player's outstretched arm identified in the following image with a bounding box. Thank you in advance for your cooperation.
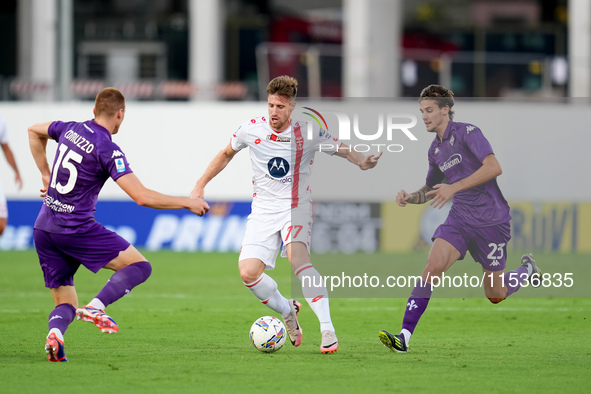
[334,145,382,170]
[396,185,435,207]
[1,143,22,190]
[190,142,238,199]
[116,173,209,216]
[426,154,502,209]
[28,122,53,197]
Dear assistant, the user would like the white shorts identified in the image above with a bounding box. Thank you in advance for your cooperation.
[0,182,7,219]
[239,204,313,270]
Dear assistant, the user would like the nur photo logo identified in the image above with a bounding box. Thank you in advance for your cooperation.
[302,106,419,153]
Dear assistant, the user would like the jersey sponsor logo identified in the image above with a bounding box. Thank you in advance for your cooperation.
[43,196,75,213]
[439,153,462,172]
[115,158,126,173]
[111,150,124,158]
[264,173,292,183]
[266,134,290,142]
[255,138,261,144]
[267,157,289,178]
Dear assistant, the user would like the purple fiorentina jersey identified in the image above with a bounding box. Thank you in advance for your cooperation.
[425,120,511,226]
[34,120,133,234]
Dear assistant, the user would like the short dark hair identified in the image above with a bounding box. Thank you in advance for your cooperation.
[94,88,126,118]
[419,84,455,119]
[267,76,298,100]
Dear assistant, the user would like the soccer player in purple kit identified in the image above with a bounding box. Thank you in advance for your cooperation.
[379,84,542,353]
[28,88,209,362]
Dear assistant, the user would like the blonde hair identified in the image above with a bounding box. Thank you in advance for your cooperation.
[266,76,298,100]
[419,84,455,119]
[94,88,126,118]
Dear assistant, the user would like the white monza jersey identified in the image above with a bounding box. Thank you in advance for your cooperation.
[231,116,342,214]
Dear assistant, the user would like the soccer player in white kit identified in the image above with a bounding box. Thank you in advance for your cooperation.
[191,76,381,353]
[0,115,23,235]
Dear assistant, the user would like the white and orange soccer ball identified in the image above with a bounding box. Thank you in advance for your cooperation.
[249,316,286,353]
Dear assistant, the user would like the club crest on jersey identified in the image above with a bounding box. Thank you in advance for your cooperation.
[267,134,290,142]
[267,157,289,178]
[296,136,304,150]
[450,135,455,146]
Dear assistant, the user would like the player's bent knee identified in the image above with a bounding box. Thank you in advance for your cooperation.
[105,245,147,271]
[132,261,152,280]
[239,266,260,284]
[239,259,265,284]
[240,269,259,284]
[488,297,506,304]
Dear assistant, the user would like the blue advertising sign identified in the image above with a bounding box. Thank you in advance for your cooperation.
[0,200,251,252]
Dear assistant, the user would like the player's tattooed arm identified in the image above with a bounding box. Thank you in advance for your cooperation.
[408,184,435,204]
[396,185,433,206]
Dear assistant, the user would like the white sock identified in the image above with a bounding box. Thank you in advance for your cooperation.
[401,328,412,345]
[296,264,334,332]
[526,263,533,276]
[244,273,291,317]
[87,298,106,310]
[48,328,64,341]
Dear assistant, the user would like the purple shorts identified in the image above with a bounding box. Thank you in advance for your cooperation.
[432,215,511,272]
[34,222,130,288]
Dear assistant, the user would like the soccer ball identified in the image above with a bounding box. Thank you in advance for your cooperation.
[249,316,287,353]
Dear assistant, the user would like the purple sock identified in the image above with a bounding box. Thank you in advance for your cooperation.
[96,261,152,307]
[48,303,76,334]
[401,279,433,334]
[504,264,529,297]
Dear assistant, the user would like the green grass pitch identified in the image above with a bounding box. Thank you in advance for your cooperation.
[0,250,589,393]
